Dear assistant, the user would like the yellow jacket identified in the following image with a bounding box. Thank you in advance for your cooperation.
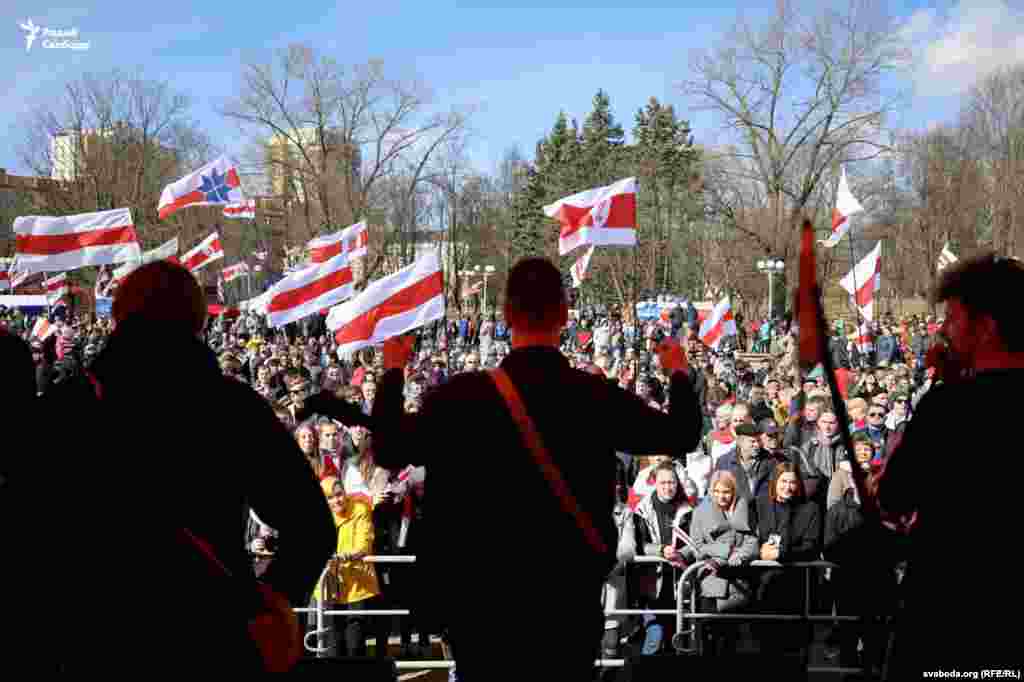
[313,502,380,604]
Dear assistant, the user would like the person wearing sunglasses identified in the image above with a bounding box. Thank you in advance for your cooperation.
[863,405,889,452]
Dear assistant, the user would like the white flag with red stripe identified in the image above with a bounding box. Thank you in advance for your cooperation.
[327,251,444,356]
[32,317,57,341]
[180,232,224,274]
[853,322,875,354]
[158,156,245,220]
[266,252,355,328]
[13,208,141,273]
[112,236,180,286]
[222,199,255,220]
[937,242,958,273]
[544,177,637,256]
[0,259,11,291]
[570,245,595,288]
[221,262,250,284]
[307,221,369,263]
[820,168,864,248]
[698,297,737,349]
[43,272,69,302]
[839,241,882,321]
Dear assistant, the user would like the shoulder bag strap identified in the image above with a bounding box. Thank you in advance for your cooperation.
[488,368,608,555]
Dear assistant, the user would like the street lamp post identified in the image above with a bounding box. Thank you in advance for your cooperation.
[475,264,496,316]
[756,258,785,351]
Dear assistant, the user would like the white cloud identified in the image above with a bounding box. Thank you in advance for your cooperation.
[904,0,1024,96]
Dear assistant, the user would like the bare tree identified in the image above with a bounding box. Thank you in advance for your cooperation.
[16,69,215,246]
[221,47,469,253]
[682,0,908,255]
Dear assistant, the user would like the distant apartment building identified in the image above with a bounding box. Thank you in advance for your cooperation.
[264,127,360,204]
[50,122,176,182]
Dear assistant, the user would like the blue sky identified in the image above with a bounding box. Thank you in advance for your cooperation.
[1,0,1021,179]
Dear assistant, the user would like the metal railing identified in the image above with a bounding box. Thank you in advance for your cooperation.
[296,553,895,674]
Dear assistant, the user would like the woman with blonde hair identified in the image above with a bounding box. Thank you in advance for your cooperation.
[683,470,758,655]
[311,476,381,658]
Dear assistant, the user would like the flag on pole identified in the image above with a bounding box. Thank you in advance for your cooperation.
[221,262,250,284]
[43,272,69,303]
[698,297,737,349]
[570,245,595,288]
[937,242,959,273]
[112,236,180,286]
[852,322,875,355]
[819,168,864,248]
[13,208,141,273]
[158,156,245,220]
[327,251,444,356]
[180,232,224,274]
[796,219,825,371]
[266,252,354,328]
[32,317,57,341]
[222,199,255,219]
[307,221,369,263]
[839,241,882,321]
[544,177,637,255]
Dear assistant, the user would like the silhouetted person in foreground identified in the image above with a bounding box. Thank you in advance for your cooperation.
[875,253,1024,676]
[310,258,702,679]
[43,261,335,672]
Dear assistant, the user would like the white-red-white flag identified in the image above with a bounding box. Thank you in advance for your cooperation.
[112,237,180,286]
[544,177,637,255]
[839,241,882,321]
[570,245,595,288]
[158,156,245,220]
[43,272,69,303]
[222,262,250,284]
[937,242,958,273]
[853,322,875,354]
[32,317,57,341]
[222,199,255,220]
[699,297,737,349]
[180,232,224,274]
[461,280,483,299]
[820,168,864,248]
[307,221,369,263]
[266,252,354,328]
[327,251,444,355]
[0,259,11,292]
[13,208,141,273]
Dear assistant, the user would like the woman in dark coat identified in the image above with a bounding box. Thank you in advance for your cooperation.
[753,461,821,654]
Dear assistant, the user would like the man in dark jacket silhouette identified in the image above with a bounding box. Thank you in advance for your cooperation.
[42,261,335,673]
[368,258,703,680]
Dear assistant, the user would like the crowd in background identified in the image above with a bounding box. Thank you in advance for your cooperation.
[0,298,931,674]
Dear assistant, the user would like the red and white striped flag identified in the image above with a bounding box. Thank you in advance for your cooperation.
[327,251,444,356]
[839,241,881,321]
[699,297,737,349]
[112,237,180,286]
[0,260,11,291]
[307,221,369,263]
[461,280,483,299]
[32,317,56,341]
[544,177,637,256]
[222,199,255,220]
[570,245,595,288]
[180,232,224,274]
[937,242,958,273]
[13,208,141,273]
[266,252,354,328]
[44,272,69,302]
[853,322,875,354]
[820,168,864,248]
[158,156,245,220]
[221,262,250,284]
[9,269,32,290]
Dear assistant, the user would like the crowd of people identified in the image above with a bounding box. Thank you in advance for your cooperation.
[3,252,1010,678]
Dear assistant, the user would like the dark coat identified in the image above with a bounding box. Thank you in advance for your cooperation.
[368,345,703,677]
[754,496,821,563]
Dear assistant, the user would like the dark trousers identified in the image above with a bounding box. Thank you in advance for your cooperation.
[308,599,376,658]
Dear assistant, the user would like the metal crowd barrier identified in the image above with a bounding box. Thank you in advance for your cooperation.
[295,554,894,674]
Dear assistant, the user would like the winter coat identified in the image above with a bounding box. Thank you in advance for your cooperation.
[797,434,848,502]
[633,492,695,600]
[754,496,821,563]
[685,497,757,604]
[714,448,788,503]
